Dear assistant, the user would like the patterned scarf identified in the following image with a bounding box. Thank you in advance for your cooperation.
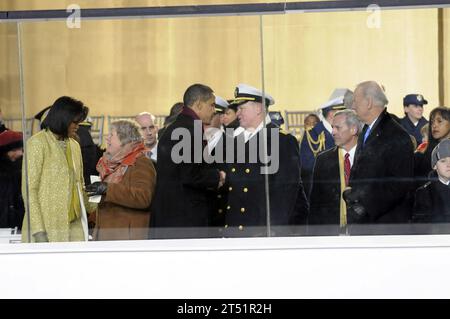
[97,141,145,184]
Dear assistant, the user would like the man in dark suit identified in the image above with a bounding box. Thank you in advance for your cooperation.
[309,109,361,235]
[221,84,309,237]
[149,84,226,239]
[345,81,414,234]
[299,88,352,198]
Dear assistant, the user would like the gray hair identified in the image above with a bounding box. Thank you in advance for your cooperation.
[358,81,389,107]
[334,109,363,135]
[110,119,143,145]
[136,112,156,122]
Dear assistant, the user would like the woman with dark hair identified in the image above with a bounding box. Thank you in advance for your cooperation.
[414,106,450,184]
[0,130,24,229]
[22,96,96,242]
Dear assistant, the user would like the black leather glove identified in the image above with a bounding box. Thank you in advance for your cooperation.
[85,181,108,196]
[343,187,367,223]
[33,231,49,243]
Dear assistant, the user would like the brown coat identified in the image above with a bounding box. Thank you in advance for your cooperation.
[94,156,156,240]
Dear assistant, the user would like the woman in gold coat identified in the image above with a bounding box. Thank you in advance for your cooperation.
[22,96,95,243]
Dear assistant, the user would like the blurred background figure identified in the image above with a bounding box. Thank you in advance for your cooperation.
[205,95,227,153]
[135,112,159,162]
[22,96,96,242]
[400,94,429,145]
[0,108,7,133]
[303,113,320,131]
[86,119,156,241]
[268,111,285,128]
[414,107,450,185]
[413,139,450,225]
[221,100,239,130]
[0,130,25,230]
[416,123,429,153]
[158,102,184,140]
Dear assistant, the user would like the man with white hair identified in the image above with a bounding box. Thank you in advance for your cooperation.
[135,112,158,162]
[344,81,414,231]
[220,84,309,237]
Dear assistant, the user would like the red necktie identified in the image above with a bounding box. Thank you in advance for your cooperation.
[344,152,351,186]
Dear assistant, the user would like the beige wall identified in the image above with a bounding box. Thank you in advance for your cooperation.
[0,4,447,125]
[444,9,450,107]
[263,9,440,118]
[0,23,20,116]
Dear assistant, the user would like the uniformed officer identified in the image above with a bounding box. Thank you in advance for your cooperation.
[268,111,285,128]
[220,84,309,237]
[222,100,240,132]
[299,88,351,197]
[400,93,429,145]
[205,95,228,154]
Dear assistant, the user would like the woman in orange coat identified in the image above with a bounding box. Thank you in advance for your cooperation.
[87,119,156,240]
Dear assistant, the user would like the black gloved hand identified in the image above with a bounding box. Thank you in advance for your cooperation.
[85,181,108,196]
[33,231,49,243]
[342,187,367,223]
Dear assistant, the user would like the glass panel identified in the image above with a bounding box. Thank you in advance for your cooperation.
[18,15,264,242]
[263,8,450,236]
[0,22,24,243]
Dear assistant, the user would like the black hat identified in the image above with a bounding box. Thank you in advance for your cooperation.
[403,94,428,106]
[230,83,275,107]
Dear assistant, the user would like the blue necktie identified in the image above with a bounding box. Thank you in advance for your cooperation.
[363,126,371,145]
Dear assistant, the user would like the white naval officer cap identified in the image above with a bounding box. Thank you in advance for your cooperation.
[230,83,275,107]
[319,88,352,111]
[214,96,229,114]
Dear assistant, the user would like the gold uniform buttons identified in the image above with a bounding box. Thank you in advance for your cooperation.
[245,168,250,174]
[227,205,231,210]
[217,194,222,199]
[243,187,248,193]
[224,224,228,228]
[238,225,244,231]
[240,208,246,213]
[218,209,223,214]
[231,168,236,173]
[228,187,233,191]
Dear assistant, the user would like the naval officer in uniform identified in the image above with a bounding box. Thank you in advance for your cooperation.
[221,84,309,237]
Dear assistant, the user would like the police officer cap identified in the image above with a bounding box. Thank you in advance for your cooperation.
[431,139,450,168]
[215,96,229,114]
[230,83,275,107]
[403,94,428,106]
